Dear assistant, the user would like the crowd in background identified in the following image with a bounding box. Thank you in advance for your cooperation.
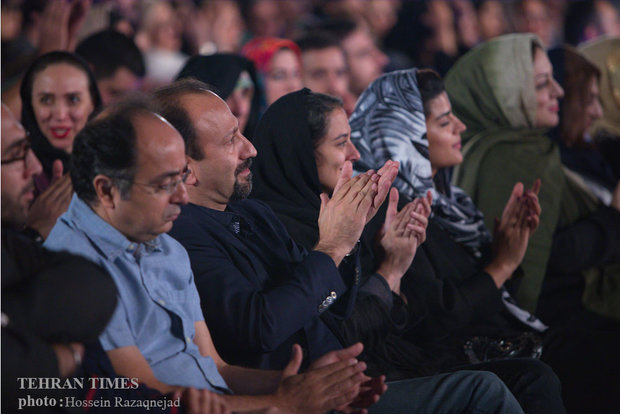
[2,0,620,413]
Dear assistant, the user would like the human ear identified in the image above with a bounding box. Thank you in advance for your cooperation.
[92,174,119,209]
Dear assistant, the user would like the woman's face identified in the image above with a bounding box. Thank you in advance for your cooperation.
[265,49,303,105]
[583,75,603,133]
[533,47,564,128]
[426,91,466,174]
[315,107,360,194]
[31,63,95,154]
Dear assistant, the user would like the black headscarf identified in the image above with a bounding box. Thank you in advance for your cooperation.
[20,51,102,180]
[251,88,323,248]
[176,53,262,140]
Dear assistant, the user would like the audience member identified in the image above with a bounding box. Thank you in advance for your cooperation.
[136,1,187,86]
[241,37,303,108]
[476,0,508,41]
[240,0,285,38]
[564,0,620,46]
[20,51,101,190]
[445,33,620,412]
[176,53,262,140]
[296,32,356,114]
[515,0,555,47]
[44,98,374,413]
[158,79,525,414]
[1,103,117,413]
[318,17,388,99]
[76,30,145,106]
[250,87,565,413]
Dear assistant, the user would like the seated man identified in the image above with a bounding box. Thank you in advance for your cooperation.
[156,80,525,414]
[76,30,145,106]
[44,99,372,413]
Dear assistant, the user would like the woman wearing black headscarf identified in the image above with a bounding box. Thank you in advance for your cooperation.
[20,51,102,192]
[176,53,262,140]
[251,88,565,414]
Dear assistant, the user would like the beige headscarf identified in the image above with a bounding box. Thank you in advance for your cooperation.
[579,36,620,138]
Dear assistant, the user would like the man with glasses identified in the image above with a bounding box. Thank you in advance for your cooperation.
[1,104,42,228]
[43,99,374,413]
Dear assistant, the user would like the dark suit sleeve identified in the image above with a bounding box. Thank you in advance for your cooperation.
[180,228,347,356]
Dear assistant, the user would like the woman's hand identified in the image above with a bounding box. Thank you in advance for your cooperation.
[485,180,541,287]
[375,189,431,294]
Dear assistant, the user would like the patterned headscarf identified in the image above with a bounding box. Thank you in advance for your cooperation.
[349,69,491,257]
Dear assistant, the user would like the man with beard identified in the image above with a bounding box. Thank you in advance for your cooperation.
[157,80,525,414]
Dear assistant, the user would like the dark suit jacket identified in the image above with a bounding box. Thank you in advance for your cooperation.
[169,200,359,370]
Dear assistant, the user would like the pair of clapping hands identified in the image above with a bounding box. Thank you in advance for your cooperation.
[315,160,430,268]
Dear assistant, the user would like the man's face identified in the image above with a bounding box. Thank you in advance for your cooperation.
[302,46,350,100]
[97,67,142,106]
[183,92,257,210]
[1,105,43,227]
[109,113,189,242]
[341,29,388,96]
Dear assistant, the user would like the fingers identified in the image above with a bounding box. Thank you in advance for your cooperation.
[51,159,64,182]
[384,188,399,228]
[310,343,364,370]
[333,161,354,196]
[372,162,398,212]
[530,178,541,196]
[282,344,303,379]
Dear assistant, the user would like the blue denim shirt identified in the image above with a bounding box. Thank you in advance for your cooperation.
[44,194,230,393]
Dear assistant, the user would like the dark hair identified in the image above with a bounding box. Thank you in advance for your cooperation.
[304,90,344,147]
[71,98,159,204]
[76,30,145,79]
[314,17,358,40]
[153,78,214,160]
[416,68,445,116]
[564,0,600,46]
[296,32,343,53]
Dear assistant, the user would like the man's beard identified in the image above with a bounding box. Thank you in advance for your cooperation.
[230,159,253,201]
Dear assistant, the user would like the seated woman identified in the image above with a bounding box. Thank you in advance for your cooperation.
[19,51,102,239]
[176,53,262,140]
[344,43,618,411]
[241,37,303,110]
[251,88,565,414]
[548,46,612,203]
[443,33,620,326]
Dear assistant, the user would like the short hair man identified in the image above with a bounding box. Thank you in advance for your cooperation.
[157,80,525,414]
[297,32,353,110]
[317,18,388,99]
[1,103,118,412]
[76,30,145,105]
[43,99,371,413]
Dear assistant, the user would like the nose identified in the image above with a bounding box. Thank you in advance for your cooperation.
[171,180,189,205]
[454,115,467,134]
[51,102,69,120]
[346,140,360,162]
[551,78,564,98]
[591,98,603,120]
[25,148,43,178]
[374,48,389,71]
[241,134,257,159]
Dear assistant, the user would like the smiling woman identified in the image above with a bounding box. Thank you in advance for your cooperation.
[20,51,102,192]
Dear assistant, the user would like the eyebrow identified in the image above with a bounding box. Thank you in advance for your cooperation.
[434,111,451,121]
[4,137,28,152]
[332,133,349,141]
[149,164,188,182]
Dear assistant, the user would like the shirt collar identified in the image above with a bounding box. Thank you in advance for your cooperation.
[66,194,162,260]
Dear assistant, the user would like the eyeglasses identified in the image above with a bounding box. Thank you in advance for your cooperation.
[1,138,33,167]
[118,166,191,195]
